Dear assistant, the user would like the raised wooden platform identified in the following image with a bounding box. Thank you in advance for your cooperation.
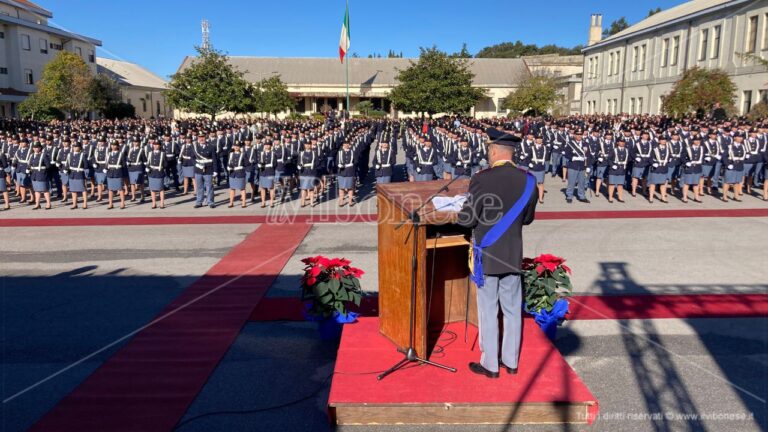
[328,318,598,425]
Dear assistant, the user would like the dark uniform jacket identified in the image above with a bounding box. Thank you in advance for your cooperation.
[458,163,537,275]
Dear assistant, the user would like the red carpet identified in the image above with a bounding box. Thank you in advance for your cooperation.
[328,317,598,425]
[3,207,766,227]
[250,293,768,322]
[29,223,311,432]
[568,293,768,320]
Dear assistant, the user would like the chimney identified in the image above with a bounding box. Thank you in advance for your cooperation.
[588,14,603,46]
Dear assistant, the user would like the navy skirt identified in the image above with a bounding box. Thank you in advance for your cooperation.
[415,173,433,182]
[648,172,668,185]
[0,176,6,192]
[107,177,123,191]
[683,172,702,185]
[148,177,164,192]
[230,176,246,191]
[631,166,648,179]
[69,179,85,193]
[723,169,744,185]
[16,172,31,187]
[337,176,354,189]
[129,171,145,185]
[95,172,107,185]
[182,166,195,178]
[32,180,49,192]
[258,175,274,189]
[60,172,69,186]
[299,176,317,190]
[530,170,545,184]
[595,166,607,178]
[608,174,625,185]
[376,176,392,184]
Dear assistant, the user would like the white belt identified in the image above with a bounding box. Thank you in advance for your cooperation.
[108,164,121,169]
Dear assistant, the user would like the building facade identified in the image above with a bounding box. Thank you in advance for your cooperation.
[175,57,535,119]
[581,0,768,116]
[97,58,169,119]
[0,0,101,117]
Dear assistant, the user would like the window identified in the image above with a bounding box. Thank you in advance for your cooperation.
[496,98,506,113]
[0,67,7,74]
[699,28,708,61]
[156,101,161,115]
[639,44,646,71]
[760,89,768,104]
[638,97,643,114]
[614,99,618,114]
[630,98,636,114]
[671,36,680,66]
[127,98,132,106]
[24,69,33,85]
[764,13,768,50]
[21,34,30,50]
[39,38,47,54]
[746,16,758,53]
[743,90,752,113]
[632,46,638,71]
[0,31,5,39]
[711,25,721,59]
[614,51,621,75]
[608,52,614,75]
[661,38,669,67]
[141,98,147,112]
[75,46,82,57]
[88,50,94,63]
[594,56,599,78]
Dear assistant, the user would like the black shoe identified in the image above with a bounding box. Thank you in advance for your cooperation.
[577,198,591,203]
[194,203,202,208]
[500,362,518,375]
[566,198,573,204]
[468,362,499,379]
[209,204,216,209]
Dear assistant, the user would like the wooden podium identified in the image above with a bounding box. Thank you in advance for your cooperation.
[376,179,478,358]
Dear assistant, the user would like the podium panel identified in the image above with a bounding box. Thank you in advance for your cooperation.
[377,180,476,358]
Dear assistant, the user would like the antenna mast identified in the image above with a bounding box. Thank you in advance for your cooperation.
[201,19,210,50]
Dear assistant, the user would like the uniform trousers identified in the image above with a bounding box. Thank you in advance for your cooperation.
[477,273,522,373]
[566,168,587,199]
[549,152,562,174]
[195,173,215,206]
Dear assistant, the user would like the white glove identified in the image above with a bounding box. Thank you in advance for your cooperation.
[145,168,150,173]
[685,162,692,167]
[705,157,711,162]
[727,164,734,170]
[598,157,604,162]
[213,172,218,177]
[612,164,618,170]
[586,167,591,174]
[375,164,381,170]
[714,155,721,160]
[103,169,107,173]
[528,163,534,168]
[653,163,659,168]
[635,157,641,162]
[338,163,343,168]
[416,167,422,173]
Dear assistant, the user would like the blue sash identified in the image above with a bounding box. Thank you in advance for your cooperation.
[471,173,536,288]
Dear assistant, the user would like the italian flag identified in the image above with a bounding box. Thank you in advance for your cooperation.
[338,3,350,63]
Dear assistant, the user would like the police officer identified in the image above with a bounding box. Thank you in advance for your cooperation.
[415,139,437,182]
[682,137,705,203]
[337,140,356,207]
[563,131,590,203]
[257,141,276,208]
[630,131,653,197]
[373,141,395,184]
[722,133,746,202]
[452,138,475,181]
[127,139,147,203]
[228,140,249,208]
[299,141,318,207]
[528,135,547,204]
[147,139,167,209]
[29,142,52,210]
[105,140,126,210]
[607,138,630,203]
[179,135,197,195]
[162,134,181,192]
[67,141,88,210]
[648,137,671,203]
[194,131,219,208]
[13,139,32,204]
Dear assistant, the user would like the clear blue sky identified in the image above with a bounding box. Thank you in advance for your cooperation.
[42,0,684,79]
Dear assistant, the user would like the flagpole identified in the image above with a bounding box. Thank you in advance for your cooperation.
[345,0,350,117]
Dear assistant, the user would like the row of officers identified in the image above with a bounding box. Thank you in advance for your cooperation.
[0,124,396,210]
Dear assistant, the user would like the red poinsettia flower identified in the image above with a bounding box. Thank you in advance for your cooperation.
[534,254,565,266]
[306,276,317,286]
[562,264,572,274]
[309,265,322,277]
[535,264,544,275]
[522,257,535,270]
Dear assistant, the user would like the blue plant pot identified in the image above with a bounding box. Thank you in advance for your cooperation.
[315,311,359,340]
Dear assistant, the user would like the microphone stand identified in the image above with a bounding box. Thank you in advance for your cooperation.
[378,175,464,381]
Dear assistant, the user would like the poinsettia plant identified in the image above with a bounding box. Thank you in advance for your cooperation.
[522,254,573,314]
[301,255,364,319]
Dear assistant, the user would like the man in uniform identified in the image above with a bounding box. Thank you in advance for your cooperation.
[194,132,219,208]
[456,128,537,378]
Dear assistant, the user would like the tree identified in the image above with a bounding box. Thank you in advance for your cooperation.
[503,74,560,116]
[661,67,737,118]
[254,75,295,117]
[90,73,123,114]
[475,41,582,58]
[451,43,472,58]
[30,51,94,117]
[356,100,373,116]
[603,17,630,37]
[647,7,662,17]
[388,47,486,116]
[166,46,251,120]
[18,93,64,120]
